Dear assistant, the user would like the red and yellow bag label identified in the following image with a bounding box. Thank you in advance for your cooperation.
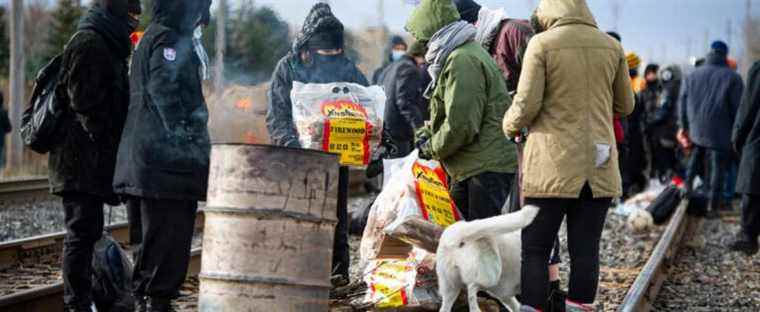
[321,101,372,166]
[367,260,412,308]
[413,163,460,227]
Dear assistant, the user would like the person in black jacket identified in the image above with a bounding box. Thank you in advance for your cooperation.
[0,92,11,170]
[648,65,683,179]
[371,35,408,85]
[48,0,140,310]
[679,41,744,218]
[730,60,760,255]
[266,2,368,287]
[379,41,425,157]
[112,0,211,310]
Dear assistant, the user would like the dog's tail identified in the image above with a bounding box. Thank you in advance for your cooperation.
[457,205,540,240]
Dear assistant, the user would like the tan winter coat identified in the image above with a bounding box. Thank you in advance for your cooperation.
[502,0,635,199]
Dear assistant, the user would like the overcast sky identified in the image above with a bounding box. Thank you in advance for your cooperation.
[245,0,759,66]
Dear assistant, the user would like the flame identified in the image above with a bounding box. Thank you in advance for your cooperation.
[235,98,253,111]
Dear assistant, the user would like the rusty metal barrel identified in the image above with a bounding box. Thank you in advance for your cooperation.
[199,144,340,312]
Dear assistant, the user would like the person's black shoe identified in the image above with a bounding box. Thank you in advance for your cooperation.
[548,288,567,312]
[331,274,349,288]
[729,238,759,256]
[135,295,148,312]
[64,303,92,312]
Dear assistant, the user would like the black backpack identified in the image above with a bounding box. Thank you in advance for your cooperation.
[19,54,69,154]
[645,185,684,225]
[91,233,135,312]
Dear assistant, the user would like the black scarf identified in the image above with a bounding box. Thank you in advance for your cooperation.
[78,7,133,59]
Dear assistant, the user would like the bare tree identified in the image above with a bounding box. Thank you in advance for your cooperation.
[8,0,24,169]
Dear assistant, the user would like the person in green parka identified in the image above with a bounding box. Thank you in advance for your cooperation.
[406,0,517,221]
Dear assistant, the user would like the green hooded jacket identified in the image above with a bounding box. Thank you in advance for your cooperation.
[406,0,517,182]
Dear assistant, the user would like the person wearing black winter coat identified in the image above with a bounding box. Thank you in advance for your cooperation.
[679,41,744,217]
[49,0,140,310]
[379,52,425,157]
[112,0,211,310]
[730,60,760,255]
[266,3,368,286]
[639,64,680,180]
[648,65,683,179]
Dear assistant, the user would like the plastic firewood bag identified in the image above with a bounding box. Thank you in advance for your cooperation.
[363,248,440,310]
[290,81,386,168]
[360,150,461,268]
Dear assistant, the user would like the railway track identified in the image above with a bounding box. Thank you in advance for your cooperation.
[0,177,51,205]
[0,198,702,311]
[0,212,205,312]
[617,200,700,312]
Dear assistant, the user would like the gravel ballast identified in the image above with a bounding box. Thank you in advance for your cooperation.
[0,201,127,242]
[653,216,760,311]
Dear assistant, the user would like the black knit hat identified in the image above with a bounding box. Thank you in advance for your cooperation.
[293,3,345,52]
[453,0,481,24]
[644,63,660,75]
[606,31,621,42]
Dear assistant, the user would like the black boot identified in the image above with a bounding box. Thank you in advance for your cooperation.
[548,281,567,312]
[148,297,176,312]
[64,302,92,312]
[135,295,148,312]
[729,236,759,256]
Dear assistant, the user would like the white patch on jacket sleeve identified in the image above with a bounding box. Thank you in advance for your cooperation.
[163,48,177,61]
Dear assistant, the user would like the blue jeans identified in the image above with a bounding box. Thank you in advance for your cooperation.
[686,146,729,210]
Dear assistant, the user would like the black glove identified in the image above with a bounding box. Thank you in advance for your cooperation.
[366,159,384,178]
[418,142,433,160]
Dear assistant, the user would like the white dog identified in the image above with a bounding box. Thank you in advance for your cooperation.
[436,206,540,312]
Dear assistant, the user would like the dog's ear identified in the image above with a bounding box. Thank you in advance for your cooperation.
[458,237,502,288]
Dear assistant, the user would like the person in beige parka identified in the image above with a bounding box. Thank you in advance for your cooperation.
[501,0,635,311]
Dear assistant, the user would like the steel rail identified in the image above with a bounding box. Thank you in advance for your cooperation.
[617,200,699,312]
[0,248,202,312]
[0,212,205,312]
[0,177,51,204]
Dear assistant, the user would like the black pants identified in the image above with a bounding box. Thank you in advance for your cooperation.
[333,166,350,278]
[507,173,562,265]
[450,172,514,221]
[131,198,197,299]
[522,185,611,309]
[686,145,729,210]
[62,193,105,306]
[741,194,760,242]
[127,199,142,246]
[622,134,648,198]
[649,139,678,181]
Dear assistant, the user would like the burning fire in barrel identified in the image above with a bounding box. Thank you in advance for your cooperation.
[199,144,340,311]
